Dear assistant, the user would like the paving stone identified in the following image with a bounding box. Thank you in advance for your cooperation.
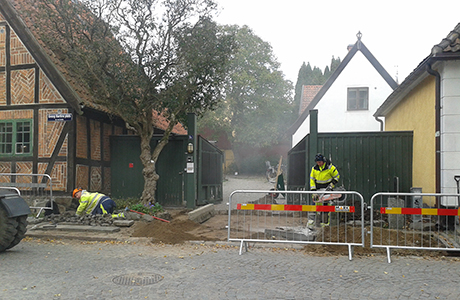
[188,203,215,223]
[113,219,134,227]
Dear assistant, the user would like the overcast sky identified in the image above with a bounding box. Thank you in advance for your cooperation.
[214,0,459,86]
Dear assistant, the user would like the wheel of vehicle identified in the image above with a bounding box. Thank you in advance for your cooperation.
[7,215,28,250]
[0,205,17,252]
[0,205,28,252]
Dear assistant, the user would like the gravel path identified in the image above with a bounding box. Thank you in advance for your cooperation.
[216,174,276,211]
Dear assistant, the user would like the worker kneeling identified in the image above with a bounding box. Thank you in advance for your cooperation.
[72,188,124,218]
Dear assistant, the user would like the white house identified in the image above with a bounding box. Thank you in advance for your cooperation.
[288,33,398,147]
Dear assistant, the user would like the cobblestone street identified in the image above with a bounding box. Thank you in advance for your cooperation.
[2,238,460,300]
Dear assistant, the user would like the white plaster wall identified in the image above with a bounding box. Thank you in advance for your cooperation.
[439,60,460,205]
[292,51,395,147]
[292,115,310,147]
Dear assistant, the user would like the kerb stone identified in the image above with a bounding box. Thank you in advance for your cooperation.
[188,204,215,223]
[113,219,135,227]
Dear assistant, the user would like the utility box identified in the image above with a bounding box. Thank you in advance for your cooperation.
[410,187,422,223]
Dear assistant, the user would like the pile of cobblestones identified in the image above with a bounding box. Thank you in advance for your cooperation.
[29,210,172,227]
[39,212,118,226]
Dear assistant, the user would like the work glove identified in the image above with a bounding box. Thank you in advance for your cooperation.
[311,193,318,201]
[310,188,318,200]
[326,183,334,191]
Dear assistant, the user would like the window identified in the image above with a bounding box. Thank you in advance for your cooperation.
[347,87,369,110]
[0,120,32,156]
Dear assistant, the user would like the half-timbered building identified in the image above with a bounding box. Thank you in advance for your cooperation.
[0,0,186,197]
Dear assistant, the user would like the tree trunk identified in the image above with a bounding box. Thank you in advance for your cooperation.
[139,127,174,205]
[138,112,178,205]
[139,134,158,205]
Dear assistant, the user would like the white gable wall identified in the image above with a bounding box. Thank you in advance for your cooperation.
[439,60,460,203]
[292,51,395,147]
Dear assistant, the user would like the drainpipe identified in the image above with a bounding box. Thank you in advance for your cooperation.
[374,116,384,131]
[426,63,441,195]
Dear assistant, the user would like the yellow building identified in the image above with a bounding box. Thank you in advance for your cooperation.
[374,23,460,206]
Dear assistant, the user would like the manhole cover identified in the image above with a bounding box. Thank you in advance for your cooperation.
[112,272,164,286]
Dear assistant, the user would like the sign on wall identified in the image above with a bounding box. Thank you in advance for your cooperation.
[47,113,73,122]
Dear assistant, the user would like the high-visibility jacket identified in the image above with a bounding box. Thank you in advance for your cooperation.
[76,191,106,215]
[310,161,340,190]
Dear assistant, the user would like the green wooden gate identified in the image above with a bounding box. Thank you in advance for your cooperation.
[287,131,413,203]
[197,136,223,205]
[110,135,186,206]
[110,134,223,207]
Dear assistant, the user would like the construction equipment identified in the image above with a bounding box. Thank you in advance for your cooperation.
[313,185,347,205]
[0,189,31,252]
[269,156,286,199]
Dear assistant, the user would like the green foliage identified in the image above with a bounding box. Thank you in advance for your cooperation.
[31,0,237,204]
[130,203,164,215]
[113,198,139,211]
[198,25,294,161]
[113,198,164,215]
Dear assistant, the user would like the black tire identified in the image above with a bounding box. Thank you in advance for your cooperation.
[0,205,28,252]
[7,215,28,250]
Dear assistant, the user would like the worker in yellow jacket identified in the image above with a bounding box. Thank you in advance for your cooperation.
[72,188,124,218]
[308,153,340,227]
[310,153,340,192]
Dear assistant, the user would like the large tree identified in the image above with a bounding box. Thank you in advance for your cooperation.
[198,25,293,170]
[31,0,237,204]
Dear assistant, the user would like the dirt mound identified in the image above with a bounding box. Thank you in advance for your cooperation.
[131,210,228,244]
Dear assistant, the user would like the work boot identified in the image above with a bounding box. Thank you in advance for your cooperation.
[112,212,125,219]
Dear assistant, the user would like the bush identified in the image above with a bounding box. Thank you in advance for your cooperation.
[130,203,164,215]
[113,198,164,215]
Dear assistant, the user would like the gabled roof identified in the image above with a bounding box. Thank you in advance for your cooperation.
[374,22,460,117]
[0,0,186,135]
[287,33,398,135]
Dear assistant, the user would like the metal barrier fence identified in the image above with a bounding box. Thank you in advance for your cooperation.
[227,190,365,260]
[370,192,460,263]
[0,173,54,217]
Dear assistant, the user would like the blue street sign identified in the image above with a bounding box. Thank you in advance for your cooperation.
[48,113,73,122]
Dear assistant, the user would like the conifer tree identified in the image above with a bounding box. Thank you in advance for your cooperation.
[292,56,342,116]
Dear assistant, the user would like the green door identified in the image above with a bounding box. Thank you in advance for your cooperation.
[155,138,186,207]
[110,136,144,199]
[110,135,186,206]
